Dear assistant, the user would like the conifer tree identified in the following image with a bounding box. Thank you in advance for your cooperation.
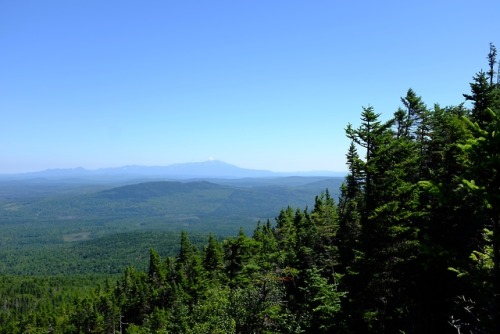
[148,248,166,287]
[274,206,298,270]
[203,234,225,282]
[253,220,279,272]
[414,104,475,332]
[175,232,206,303]
[337,142,363,274]
[224,228,260,287]
[463,46,500,127]
[460,107,500,332]
[488,42,497,86]
[343,102,426,332]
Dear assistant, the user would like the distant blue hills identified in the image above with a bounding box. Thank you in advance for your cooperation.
[2,160,346,181]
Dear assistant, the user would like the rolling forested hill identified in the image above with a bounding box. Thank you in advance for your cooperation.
[0,177,342,275]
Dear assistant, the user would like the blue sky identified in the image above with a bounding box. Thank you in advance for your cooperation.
[1,0,498,173]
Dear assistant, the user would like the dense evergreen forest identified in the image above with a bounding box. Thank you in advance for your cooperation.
[2,45,500,333]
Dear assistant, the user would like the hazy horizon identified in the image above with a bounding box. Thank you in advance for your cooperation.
[0,159,347,176]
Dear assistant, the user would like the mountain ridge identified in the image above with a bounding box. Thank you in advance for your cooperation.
[1,160,346,180]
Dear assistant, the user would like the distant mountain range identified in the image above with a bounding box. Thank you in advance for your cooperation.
[1,160,346,181]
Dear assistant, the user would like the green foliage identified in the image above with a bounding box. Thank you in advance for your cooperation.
[203,234,225,282]
[0,275,107,334]
[189,286,236,334]
[300,268,345,333]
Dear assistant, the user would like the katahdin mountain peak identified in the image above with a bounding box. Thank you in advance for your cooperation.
[1,160,346,181]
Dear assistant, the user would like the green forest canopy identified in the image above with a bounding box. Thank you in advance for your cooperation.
[1,44,500,333]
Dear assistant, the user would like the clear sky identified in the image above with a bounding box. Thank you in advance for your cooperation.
[1,0,498,174]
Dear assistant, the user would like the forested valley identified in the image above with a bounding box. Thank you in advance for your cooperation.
[2,45,500,333]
